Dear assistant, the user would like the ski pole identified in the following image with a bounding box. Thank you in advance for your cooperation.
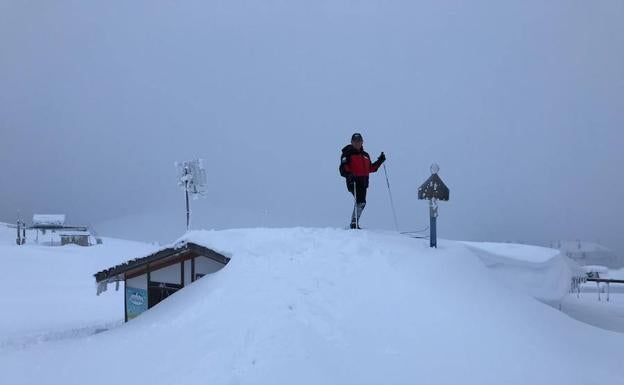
[353,181,358,229]
[383,163,400,231]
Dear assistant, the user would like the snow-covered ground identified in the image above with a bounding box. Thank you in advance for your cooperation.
[465,241,624,333]
[0,223,159,350]
[1,226,623,385]
[561,294,624,334]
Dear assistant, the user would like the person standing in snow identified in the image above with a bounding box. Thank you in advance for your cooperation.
[339,133,386,229]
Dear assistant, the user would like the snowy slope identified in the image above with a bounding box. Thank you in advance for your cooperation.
[0,228,622,385]
[465,242,581,305]
[0,223,159,348]
[0,222,17,244]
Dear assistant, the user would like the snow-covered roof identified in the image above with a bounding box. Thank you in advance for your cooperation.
[581,265,609,274]
[94,241,229,285]
[556,241,623,268]
[32,214,66,226]
[558,241,612,253]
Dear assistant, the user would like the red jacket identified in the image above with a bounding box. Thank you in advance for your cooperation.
[339,145,382,187]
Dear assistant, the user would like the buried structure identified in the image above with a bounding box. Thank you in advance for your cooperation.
[27,214,98,246]
[94,242,230,321]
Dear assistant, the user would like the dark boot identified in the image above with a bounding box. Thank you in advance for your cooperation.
[351,202,366,229]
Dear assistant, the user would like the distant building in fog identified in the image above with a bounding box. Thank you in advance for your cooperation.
[28,214,99,246]
[32,214,66,227]
[556,240,623,269]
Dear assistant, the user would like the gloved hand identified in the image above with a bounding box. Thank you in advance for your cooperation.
[346,173,355,185]
[377,152,386,163]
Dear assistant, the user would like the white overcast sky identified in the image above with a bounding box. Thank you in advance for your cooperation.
[1,1,623,253]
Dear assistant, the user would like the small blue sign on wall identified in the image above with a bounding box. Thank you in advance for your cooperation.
[126,286,148,320]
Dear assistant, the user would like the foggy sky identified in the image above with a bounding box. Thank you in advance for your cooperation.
[1,1,623,254]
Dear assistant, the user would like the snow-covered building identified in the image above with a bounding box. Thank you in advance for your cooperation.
[555,241,623,269]
[60,231,94,247]
[32,214,66,227]
[94,241,230,321]
[28,214,95,246]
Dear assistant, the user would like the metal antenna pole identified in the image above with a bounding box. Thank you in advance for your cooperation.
[382,163,399,232]
[185,179,190,231]
[176,159,207,233]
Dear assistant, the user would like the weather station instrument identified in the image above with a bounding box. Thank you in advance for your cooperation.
[175,159,207,232]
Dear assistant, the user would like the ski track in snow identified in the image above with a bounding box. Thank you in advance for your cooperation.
[0,321,120,352]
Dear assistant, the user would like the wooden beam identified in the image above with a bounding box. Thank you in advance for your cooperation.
[124,277,128,323]
[180,260,185,287]
[191,257,195,282]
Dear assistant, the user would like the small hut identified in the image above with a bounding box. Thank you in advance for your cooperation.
[94,241,230,321]
[30,214,92,246]
[60,232,92,246]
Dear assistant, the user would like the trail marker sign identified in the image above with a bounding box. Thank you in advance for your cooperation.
[418,164,450,248]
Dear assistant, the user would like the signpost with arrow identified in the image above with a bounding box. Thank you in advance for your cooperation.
[418,164,450,248]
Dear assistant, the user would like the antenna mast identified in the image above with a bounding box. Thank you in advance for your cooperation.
[175,159,207,232]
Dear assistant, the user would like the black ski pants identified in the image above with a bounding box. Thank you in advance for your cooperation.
[347,180,367,204]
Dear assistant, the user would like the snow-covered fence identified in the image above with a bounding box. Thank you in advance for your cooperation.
[570,276,586,296]
[585,278,624,302]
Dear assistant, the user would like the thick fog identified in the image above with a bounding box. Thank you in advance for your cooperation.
[1,1,623,253]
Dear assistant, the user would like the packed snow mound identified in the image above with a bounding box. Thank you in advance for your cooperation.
[1,228,623,385]
[465,241,560,263]
[465,242,582,304]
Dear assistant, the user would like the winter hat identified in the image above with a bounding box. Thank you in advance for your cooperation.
[351,133,363,142]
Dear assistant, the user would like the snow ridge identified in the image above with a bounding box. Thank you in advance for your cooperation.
[1,228,623,385]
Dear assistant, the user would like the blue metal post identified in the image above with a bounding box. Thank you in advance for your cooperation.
[430,216,437,248]
[429,198,438,248]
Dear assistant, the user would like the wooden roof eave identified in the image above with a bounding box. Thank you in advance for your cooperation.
[94,242,230,285]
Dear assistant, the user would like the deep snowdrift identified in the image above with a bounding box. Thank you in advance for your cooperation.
[1,228,623,385]
[465,242,582,305]
[0,223,158,347]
